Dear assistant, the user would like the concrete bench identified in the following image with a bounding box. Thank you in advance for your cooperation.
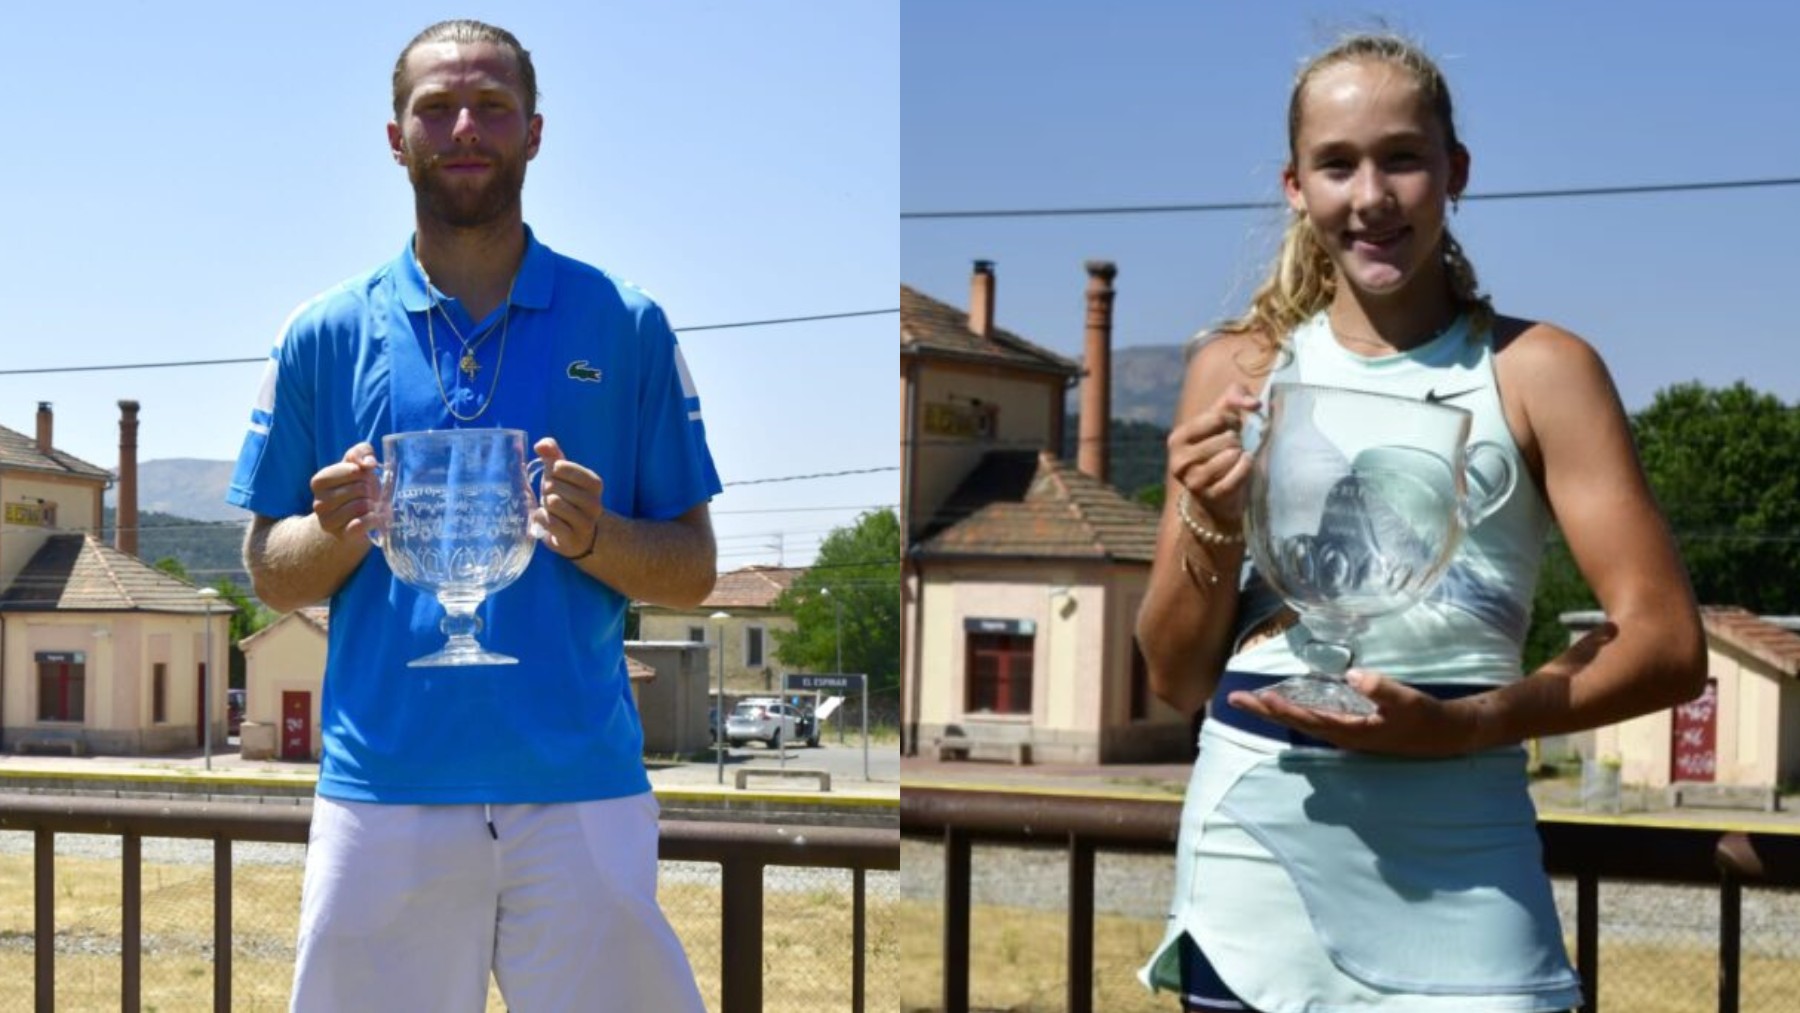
[1667,781,1780,813]
[935,735,1032,766]
[734,767,831,792]
[14,734,86,757]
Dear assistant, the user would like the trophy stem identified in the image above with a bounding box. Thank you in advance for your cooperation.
[1253,615,1377,717]
[406,602,521,667]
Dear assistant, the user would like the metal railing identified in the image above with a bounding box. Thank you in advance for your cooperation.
[0,794,898,1013]
[901,785,1800,1013]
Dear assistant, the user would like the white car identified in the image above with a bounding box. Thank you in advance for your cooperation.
[726,698,799,748]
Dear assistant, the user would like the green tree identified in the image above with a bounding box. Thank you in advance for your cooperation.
[154,556,275,689]
[1063,415,1169,503]
[771,508,900,692]
[1631,381,1800,614]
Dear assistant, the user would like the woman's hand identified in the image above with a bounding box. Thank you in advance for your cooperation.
[1225,669,1489,757]
[1166,383,1262,534]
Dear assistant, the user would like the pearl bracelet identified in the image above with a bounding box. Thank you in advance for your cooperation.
[1176,490,1244,547]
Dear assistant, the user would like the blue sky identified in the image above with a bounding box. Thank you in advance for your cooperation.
[3,1,896,570]
[904,0,1799,414]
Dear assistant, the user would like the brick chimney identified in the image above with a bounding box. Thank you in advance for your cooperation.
[968,260,996,337]
[1078,260,1116,484]
[117,400,140,558]
[35,402,52,455]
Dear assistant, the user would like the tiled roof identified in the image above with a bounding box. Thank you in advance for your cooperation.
[901,286,1080,376]
[914,450,1158,563]
[0,422,111,480]
[238,606,329,650]
[696,566,807,610]
[0,534,237,613]
[1701,606,1800,677]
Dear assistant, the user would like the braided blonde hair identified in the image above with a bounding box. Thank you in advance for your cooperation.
[1221,33,1492,368]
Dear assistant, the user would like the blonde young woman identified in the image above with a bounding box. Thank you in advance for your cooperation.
[1137,34,1705,1013]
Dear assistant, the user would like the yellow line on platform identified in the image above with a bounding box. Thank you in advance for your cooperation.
[0,768,312,789]
[899,780,1183,804]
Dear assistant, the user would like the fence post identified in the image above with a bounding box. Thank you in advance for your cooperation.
[214,837,232,1012]
[1715,832,1760,1013]
[123,832,141,1013]
[943,827,972,1013]
[1577,870,1599,1013]
[1067,836,1095,1013]
[35,828,53,1013]
[720,856,765,1013]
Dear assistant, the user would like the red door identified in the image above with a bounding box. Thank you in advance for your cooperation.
[282,692,312,761]
[195,663,207,747]
[1671,679,1718,783]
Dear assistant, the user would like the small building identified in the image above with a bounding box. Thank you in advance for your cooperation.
[0,403,232,756]
[625,641,711,755]
[901,261,1192,763]
[236,606,328,761]
[1575,607,1800,793]
[638,565,806,694]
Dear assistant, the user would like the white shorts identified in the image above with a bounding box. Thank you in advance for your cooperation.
[291,792,704,1012]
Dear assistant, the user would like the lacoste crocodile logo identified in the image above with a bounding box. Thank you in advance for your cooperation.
[567,360,603,383]
[1424,386,1480,404]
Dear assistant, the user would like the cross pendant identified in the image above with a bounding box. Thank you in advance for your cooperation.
[459,351,480,379]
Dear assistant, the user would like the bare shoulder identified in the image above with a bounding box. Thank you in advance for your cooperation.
[1491,314,1630,470]
[1497,316,1612,372]
[1187,327,1273,384]
[1175,327,1275,417]
[1492,315,1618,399]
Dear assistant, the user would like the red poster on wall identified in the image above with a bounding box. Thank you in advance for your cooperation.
[1671,679,1718,783]
[282,691,312,761]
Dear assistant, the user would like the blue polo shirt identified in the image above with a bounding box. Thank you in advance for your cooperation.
[227,229,721,803]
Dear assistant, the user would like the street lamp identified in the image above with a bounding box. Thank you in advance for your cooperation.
[197,587,220,771]
[822,587,844,744]
[711,610,730,785]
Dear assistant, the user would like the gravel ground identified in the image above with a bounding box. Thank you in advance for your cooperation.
[900,839,1800,958]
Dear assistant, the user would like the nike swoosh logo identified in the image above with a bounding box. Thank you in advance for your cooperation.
[1424,386,1481,404]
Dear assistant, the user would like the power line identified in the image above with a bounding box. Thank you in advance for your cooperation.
[675,308,896,332]
[0,308,899,377]
[901,175,1800,221]
[723,466,897,488]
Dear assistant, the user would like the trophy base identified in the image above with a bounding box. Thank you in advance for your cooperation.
[1256,675,1377,717]
[406,643,521,668]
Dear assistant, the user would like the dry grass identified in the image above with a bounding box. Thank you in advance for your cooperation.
[896,900,1800,1013]
[0,852,895,1012]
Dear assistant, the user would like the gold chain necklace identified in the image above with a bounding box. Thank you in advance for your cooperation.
[433,303,504,379]
[420,269,516,423]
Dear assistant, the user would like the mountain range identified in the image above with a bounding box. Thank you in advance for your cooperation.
[105,458,245,523]
[1092,342,1188,425]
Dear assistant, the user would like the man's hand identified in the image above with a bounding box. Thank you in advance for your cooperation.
[311,442,380,540]
[534,437,604,559]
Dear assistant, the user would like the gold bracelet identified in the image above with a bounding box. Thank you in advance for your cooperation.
[1180,551,1222,590]
[1176,490,1244,547]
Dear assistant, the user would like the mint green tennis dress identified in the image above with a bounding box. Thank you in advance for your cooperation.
[1141,312,1584,1012]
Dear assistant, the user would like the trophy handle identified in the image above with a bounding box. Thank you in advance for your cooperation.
[1460,441,1516,528]
[525,458,548,540]
[364,461,390,548]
